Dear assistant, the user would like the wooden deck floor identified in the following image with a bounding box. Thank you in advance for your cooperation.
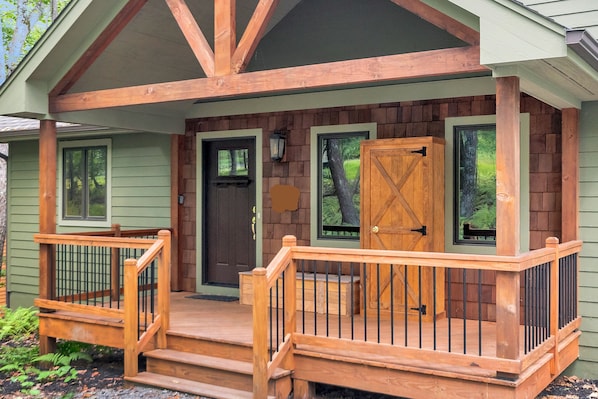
[169,291,500,357]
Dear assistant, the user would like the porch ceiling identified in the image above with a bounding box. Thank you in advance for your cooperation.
[57,0,471,110]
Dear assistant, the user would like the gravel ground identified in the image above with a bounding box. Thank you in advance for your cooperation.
[1,340,596,399]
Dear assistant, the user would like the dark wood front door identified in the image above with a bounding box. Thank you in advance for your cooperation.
[203,138,256,286]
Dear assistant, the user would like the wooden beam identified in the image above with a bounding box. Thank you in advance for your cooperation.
[561,108,580,242]
[495,76,521,256]
[50,0,148,97]
[214,0,236,75]
[164,0,215,77]
[50,45,487,112]
[389,0,479,45]
[232,0,279,74]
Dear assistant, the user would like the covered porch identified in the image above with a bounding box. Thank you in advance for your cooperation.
[33,229,582,399]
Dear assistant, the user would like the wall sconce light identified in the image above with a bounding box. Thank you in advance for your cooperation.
[270,130,287,162]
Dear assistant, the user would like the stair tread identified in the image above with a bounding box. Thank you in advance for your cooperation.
[127,372,276,399]
[145,349,292,379]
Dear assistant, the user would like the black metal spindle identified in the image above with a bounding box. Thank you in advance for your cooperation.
[447,269,452,352]
[404,264,408,347]
[350,263,355,340]
[337,262,342,339]
[418,266,422,349]
[301,259,305,334]
[377,263,381,343]
[390,264,394,345]
[478,269,482,356]
[325,261,329,337]
[462,268,467,354]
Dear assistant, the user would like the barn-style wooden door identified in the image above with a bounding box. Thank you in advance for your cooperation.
[360,137,445,320]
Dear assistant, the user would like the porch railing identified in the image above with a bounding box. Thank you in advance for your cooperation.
[252,236,581,397]
[33,227,171,378]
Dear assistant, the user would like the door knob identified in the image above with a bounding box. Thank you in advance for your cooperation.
[372,226,379,234]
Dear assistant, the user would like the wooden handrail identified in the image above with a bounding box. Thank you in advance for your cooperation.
[253,235,582,390]
[34,233,156,249]
[123,230,171,378]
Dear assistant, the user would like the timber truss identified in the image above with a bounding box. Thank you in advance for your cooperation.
[49,0,487,113]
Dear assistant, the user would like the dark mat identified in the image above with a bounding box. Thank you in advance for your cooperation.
[186,294,239,302]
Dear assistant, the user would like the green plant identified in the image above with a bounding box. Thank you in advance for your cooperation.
[0,306,39,341]
[0,342,92,396]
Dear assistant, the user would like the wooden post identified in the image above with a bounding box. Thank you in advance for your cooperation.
[495,77,521,376]
[282,235,296,371]
[495,76,521,256]
[546,237,560,374]
[39,120,57,356]
[562,108,580,243]
[157,230,171,349]
[252,266,268,399]
[110,224,121,301]
[123,258,139,377]
[214,0,235,75]
[170,134,180,291]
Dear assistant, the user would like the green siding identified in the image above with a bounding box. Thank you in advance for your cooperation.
[7,141,40,307]
[569,101,598,378]
[6,132,172,307]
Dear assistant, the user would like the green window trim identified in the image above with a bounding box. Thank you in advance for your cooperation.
[58,139,112,228]
[310,123,377,248]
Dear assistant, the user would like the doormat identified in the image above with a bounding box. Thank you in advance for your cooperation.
[186,294,239,302]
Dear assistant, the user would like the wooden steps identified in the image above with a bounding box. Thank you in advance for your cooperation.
[132,339,292,399]
[126,372,273,399]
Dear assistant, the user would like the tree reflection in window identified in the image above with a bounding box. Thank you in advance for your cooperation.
[455,125,496,245]
[318,132,368,239]
[63,146,107,220]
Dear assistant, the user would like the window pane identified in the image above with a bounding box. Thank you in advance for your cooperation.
[455,125,496,244]
[63,148,84,218]
[318,132,367,239]
[218,149,249,176]
[87,147,107,218]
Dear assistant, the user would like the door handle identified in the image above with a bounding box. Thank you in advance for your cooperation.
[251,206,256,240]
[372,226,379,234]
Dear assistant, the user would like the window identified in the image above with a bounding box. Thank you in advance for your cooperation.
[217,149,249,177]
[59,139,111,227]
[310,123,376,248]
[445,115,529,254]
[454,124,496,245]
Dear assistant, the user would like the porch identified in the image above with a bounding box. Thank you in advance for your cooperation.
[32,228,581,399]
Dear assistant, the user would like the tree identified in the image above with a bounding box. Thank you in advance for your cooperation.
[326,139,360,226]
[1,0,69,84]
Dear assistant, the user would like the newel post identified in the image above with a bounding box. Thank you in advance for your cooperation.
[546,237,560,374]
[283,235,297,370]
[123,258,139,378]
[157,230,171,348]
[252,266,268,399]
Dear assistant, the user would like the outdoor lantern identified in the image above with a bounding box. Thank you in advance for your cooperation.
[270,130,287,162]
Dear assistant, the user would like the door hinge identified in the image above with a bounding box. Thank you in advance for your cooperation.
[411,146,427,157]
[411,225,427,236]
[410,305,427,315]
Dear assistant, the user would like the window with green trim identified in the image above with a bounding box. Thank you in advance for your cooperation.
[59,139,111,226]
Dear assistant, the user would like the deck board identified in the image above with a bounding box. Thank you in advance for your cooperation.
[169,292,502,357]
